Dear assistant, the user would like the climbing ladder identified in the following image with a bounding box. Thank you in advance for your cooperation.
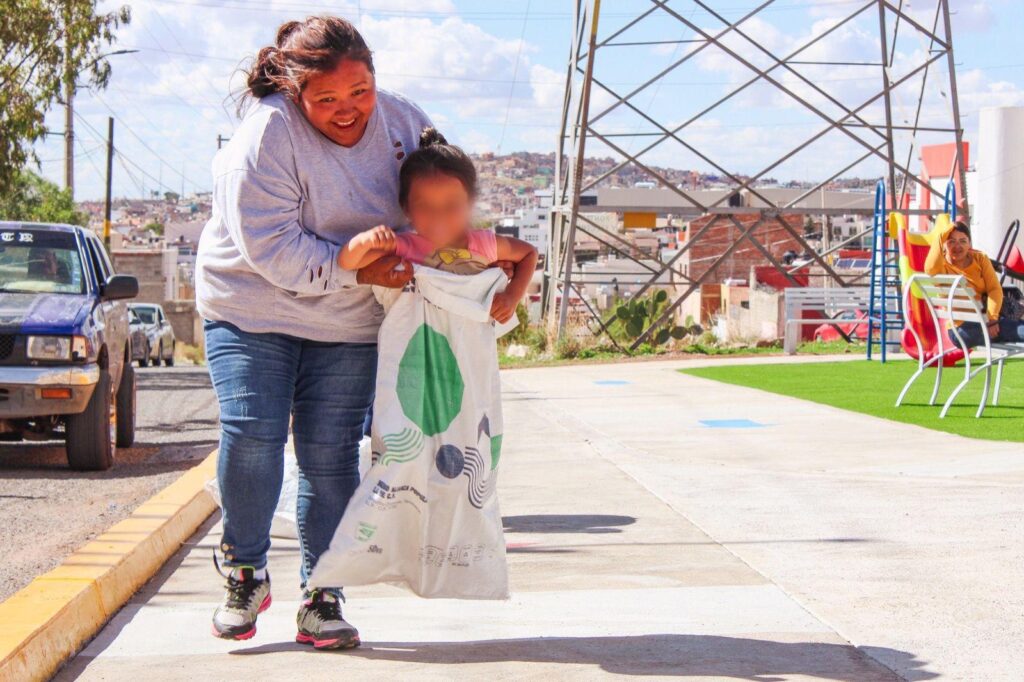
[867,181,904,362]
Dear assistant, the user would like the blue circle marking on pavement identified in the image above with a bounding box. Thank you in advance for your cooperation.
[593,380,631,385]
[699,419,768,429]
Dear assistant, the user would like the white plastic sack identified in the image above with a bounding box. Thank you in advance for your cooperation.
[308,266,510,599]
[205,437,372,540]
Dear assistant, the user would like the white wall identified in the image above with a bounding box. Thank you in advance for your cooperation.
[976,107,1024,257]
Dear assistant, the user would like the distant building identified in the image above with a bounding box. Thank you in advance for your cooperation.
[110,248,178,304]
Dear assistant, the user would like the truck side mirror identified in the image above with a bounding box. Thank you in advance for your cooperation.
[102,275,139,301]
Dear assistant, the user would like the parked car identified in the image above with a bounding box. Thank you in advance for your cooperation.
[813,310,869,343]
[0,222,138,470]
[128,308,149,366]
[129,303,175,367]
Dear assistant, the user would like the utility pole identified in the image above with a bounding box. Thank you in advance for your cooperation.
[63,6,74,196]
[216,134,230,150]
[104,117,114,252]
[61,48,137,197]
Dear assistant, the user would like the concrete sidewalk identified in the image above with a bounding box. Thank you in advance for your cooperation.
[59,358,1022,680]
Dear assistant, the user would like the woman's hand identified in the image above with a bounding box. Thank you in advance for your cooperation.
[987,319,1000,338]
[357,255,413,289]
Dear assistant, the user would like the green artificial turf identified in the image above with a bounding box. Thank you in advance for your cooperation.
[681,360,1024,442]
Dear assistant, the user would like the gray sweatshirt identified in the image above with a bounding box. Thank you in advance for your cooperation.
[196,90,431,342]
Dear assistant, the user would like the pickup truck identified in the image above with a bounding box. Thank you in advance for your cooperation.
[0,222,139,470]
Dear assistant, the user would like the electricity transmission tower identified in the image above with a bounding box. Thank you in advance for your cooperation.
[546,0,966,347]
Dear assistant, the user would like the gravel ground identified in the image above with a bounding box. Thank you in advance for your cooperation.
[0,365,219,602]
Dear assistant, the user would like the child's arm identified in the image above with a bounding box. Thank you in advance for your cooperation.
[490,235,538,324]
[338,225,399,270]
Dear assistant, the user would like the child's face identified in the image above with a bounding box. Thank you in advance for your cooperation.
[405,174,473,247]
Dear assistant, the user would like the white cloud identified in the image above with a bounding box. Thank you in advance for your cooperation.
[530,64,563,110]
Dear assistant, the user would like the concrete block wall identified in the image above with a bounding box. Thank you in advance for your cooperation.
[112,250,169,305]
[163,301,201,347]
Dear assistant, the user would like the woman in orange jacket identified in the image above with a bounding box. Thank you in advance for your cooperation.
[925,220,1022,347]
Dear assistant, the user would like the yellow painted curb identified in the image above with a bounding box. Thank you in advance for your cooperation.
[0,451,218,682]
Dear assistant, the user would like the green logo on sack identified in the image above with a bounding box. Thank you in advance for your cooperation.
[396,324,464,436]
[356,522,376,542]
[380,427,425,466]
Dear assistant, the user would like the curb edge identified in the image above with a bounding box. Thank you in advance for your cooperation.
[0,451,218,682]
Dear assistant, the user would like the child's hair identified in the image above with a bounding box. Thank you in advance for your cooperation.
[398,127,477,209]
[240,16,374,113]
[951,220,972,241]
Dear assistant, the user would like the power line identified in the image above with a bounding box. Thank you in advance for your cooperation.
[37,144,105,164]
[496,0,531,154]
[152,0,867,20]
[117,43,1024,87]
[145,11,236,125]
[116,153,147,197]
[84,91,206,192]
[72,109,193,197]
[116,151,181,195]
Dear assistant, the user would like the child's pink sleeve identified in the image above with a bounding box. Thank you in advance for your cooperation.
[394,233,422,262]
[468,229,498,263]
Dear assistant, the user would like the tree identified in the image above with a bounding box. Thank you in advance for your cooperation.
[803,215,815,235]
[0,170,88,225]
[144,221,164,236]
[0,1,130,193]
[163,191,180,204]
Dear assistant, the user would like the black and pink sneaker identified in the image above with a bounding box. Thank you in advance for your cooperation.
[295,589,360,650]
[211,566,272,640]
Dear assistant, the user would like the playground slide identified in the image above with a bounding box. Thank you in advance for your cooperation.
[894,212,966,367]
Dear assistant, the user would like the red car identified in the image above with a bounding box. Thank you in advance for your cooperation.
[813,310,869,342]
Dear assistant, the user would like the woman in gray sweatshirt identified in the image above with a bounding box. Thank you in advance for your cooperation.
[196,16,428,649]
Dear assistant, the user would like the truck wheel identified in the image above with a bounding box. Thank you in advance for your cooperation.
[66,369,115,471]
[116,362,136,447]
[165,343,175,367]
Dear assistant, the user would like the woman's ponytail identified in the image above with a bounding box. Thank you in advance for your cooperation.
[246,46,284,99]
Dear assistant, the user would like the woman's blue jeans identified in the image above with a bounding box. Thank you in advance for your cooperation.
[949,317,1024,348]
[204,320,376,587]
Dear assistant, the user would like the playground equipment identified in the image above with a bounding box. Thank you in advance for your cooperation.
[992,219,1024,285]
[867,181,904,362]
[895,212,965,368]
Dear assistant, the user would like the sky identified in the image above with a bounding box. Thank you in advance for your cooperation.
[31,0,1024,201]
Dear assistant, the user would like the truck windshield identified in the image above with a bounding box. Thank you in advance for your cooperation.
[0,230,85,295]
[133,307,157,324]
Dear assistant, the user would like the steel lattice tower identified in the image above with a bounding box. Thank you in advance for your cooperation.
[545,0,967,346]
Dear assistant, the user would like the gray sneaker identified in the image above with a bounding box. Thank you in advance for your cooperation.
[295,589,360,650]
[211,567,272,640]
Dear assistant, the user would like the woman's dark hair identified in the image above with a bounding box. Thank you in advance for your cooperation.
[398,127,477,209]
[951,220,972,241]
[241,16,374,110]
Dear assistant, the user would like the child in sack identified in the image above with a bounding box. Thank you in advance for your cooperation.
[307,127,535,599]
[339,127,537,322]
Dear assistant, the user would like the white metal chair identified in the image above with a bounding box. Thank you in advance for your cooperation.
[898,274,1024,418]
[896,274,964,410]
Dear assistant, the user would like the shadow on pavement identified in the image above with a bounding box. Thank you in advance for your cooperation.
[230,634,935,680]
[134,368,214,393]
[503,514,636,534]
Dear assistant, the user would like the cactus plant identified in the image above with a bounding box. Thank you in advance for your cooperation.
[611,291,686,346]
